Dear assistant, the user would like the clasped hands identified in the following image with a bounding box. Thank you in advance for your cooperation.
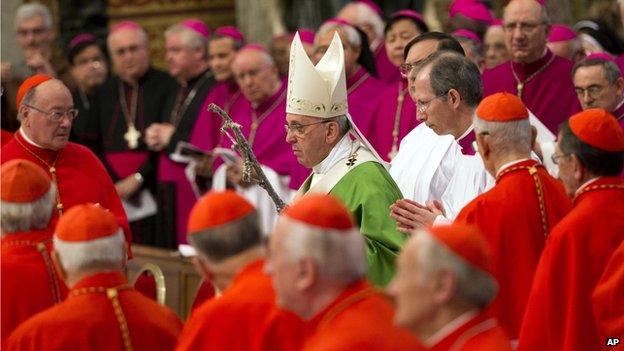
[390,198,446,234]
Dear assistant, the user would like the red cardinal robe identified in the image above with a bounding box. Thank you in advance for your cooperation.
[5,272,182,351]
[454,159,572,339]
[518,176,624,351]
[1,228,68,343]
[302,279,423,351]
[175,259,305,351]
[592,240,624,349]
[1,130,132,256]
[426,310,512,351]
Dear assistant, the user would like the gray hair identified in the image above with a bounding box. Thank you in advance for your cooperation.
[164,24,208,58]
[473,115,533,155]
[316,23,362,49]
[331,115,351,137]
[572,58,622,85]
[237,47,275,68]
[188,212,262,263]
[414,230,498,309]
[15,2,53,29]
[280,217,367,284]
[54,230,126,273]
[420,51,483,107]
[1,184,56,234]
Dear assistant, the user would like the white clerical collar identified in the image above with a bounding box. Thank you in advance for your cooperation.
[312,135,353,175]
[19,128,45,149]
[613,96,624,113]
[495,158,533,178]
[456,124,474,142]
[425,309,479,347]
[575,177,601,197]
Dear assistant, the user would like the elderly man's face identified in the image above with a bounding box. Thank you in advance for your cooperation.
[165,31,204,81]
[209,37,237,82]
[285,113,334,168]
[484,26,510,69]
[232,50,279,105]
[503,0,549,64]
[264,218,306,316]
[70,45,108,91]
[314,29,360,76]
[108,28,150,83]
[16,15,54,58]
[387,237,437,335]
[21,80,74,150]
[411,67,455,136]
[573,65,623,111]
[385,19,422,68]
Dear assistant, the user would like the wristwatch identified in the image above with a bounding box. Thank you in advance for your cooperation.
[133,172,144,184]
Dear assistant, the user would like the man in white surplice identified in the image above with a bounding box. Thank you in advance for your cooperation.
[389,49,492,230]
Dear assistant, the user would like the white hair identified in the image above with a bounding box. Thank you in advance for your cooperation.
[15,2,53,29]
[316,23,362,48]
[349,2,384,40]
[473,115,533,155]
[1,184,56,234]
[414,230,498,309]
[236,47,275,68]
[280,217,367,284]
[54,230,126,274]
[164,24,208,58]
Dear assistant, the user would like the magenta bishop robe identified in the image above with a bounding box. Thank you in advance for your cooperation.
[482,49,581,133]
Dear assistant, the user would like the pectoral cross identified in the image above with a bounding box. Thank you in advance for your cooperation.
[124,123,141,149]
[517,82,524,98]
[346,152,358,167]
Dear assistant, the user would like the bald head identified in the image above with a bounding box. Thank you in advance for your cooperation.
[108,27,150,83]
[231,48,280,105]
[503,0,550,64]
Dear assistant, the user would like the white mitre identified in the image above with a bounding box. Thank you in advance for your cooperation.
[286,31,347,118]
[286,31,386,164]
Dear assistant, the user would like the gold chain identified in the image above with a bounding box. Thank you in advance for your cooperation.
[389,81,406,160]
[574,183,624,202]
[2,239,62,302]
[14,135,64,215]
[248,89,286,148]
[511,53,556,98]
[497,165,549,237]
[71,284,133,351]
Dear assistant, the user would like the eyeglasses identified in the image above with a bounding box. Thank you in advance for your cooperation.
[399,59,423,77]
[24,104,79,122]
[551,152,569,165]
[416,93,447,114]
[503,21,545,33]
[574,85,606,98]
[284,120,330,137]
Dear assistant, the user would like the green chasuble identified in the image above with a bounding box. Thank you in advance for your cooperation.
[299,161,407,287]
